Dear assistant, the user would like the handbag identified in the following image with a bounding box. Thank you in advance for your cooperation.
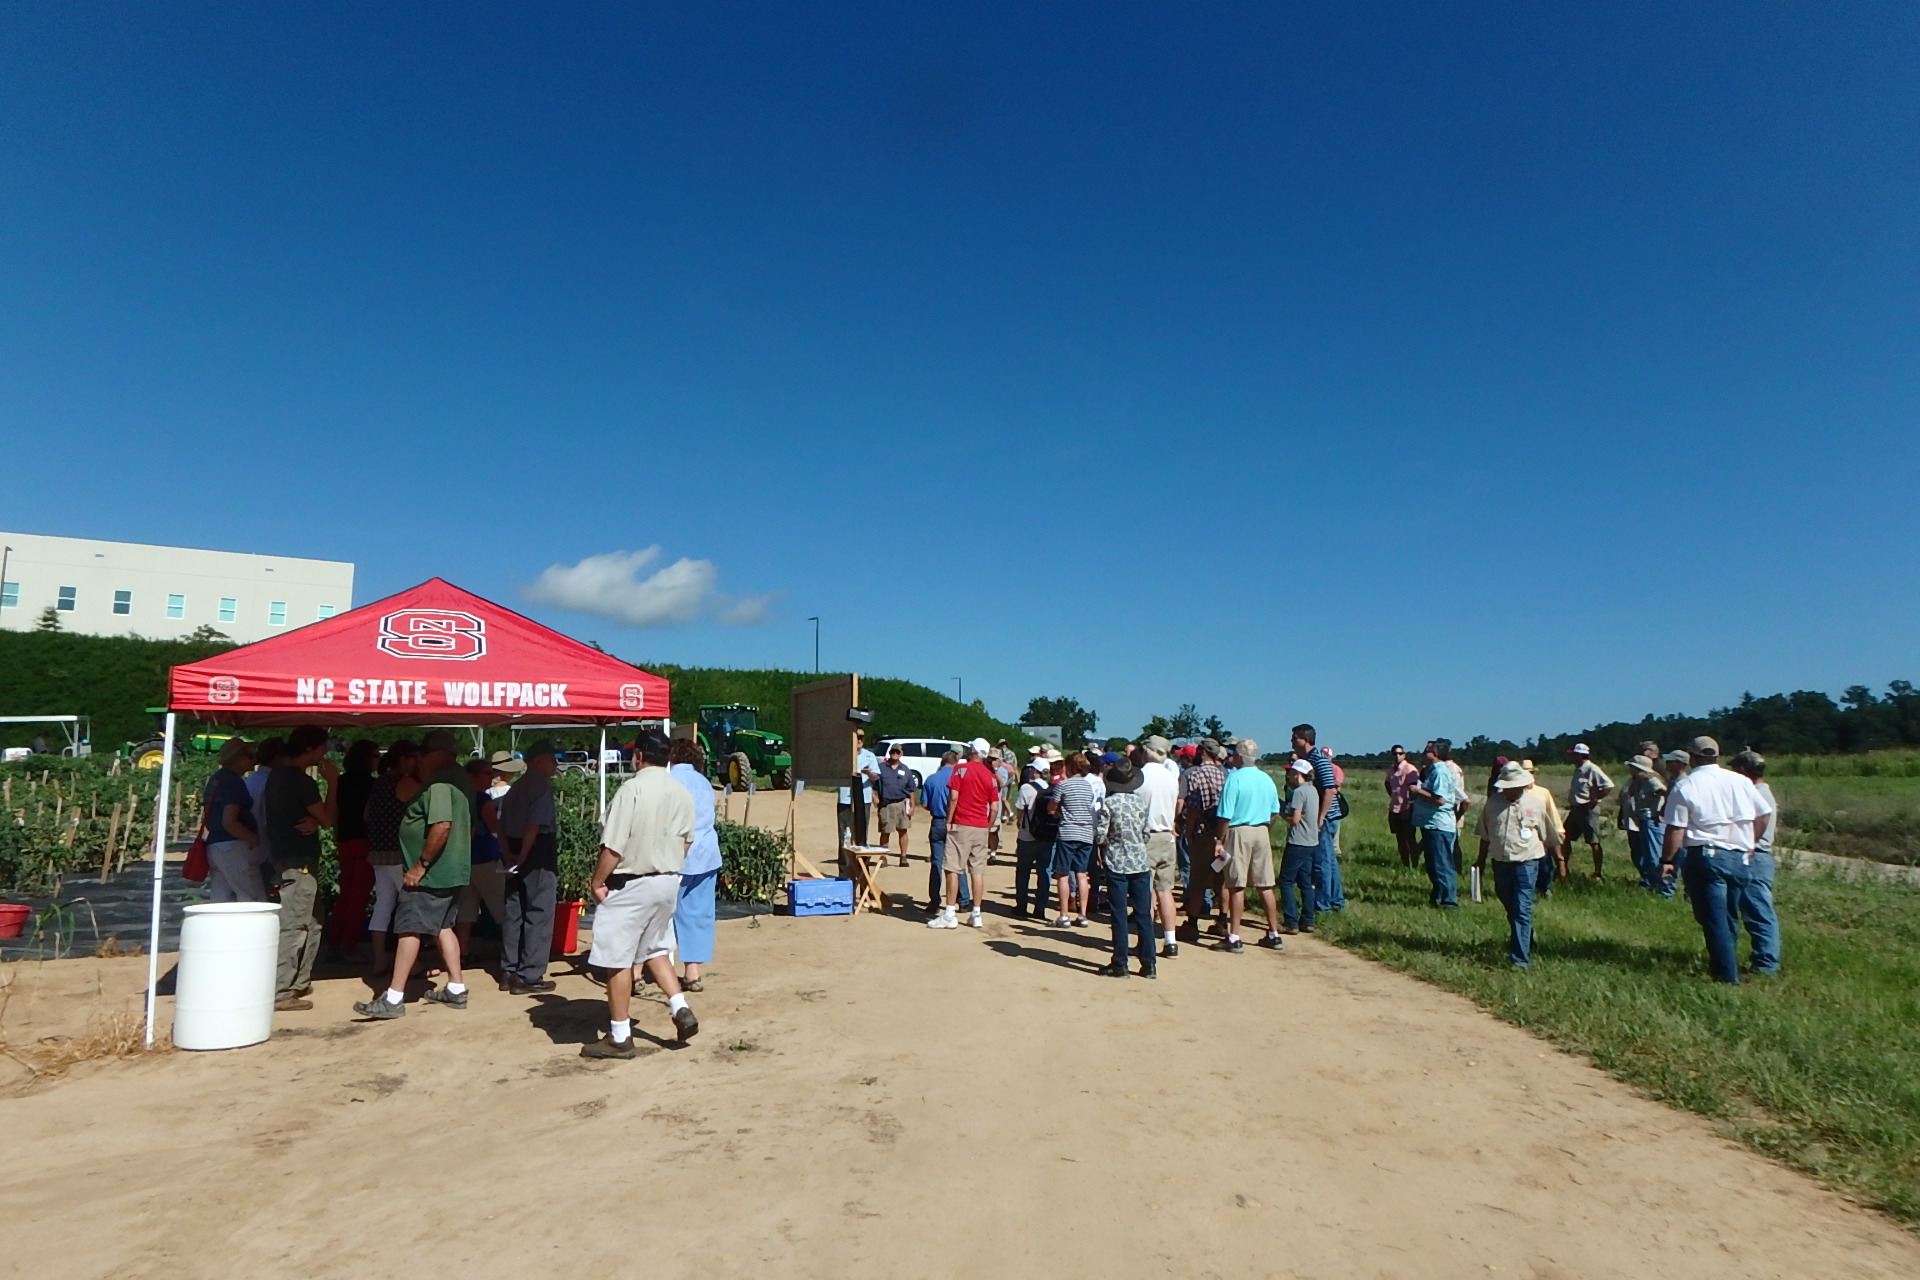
[181,816,210,884]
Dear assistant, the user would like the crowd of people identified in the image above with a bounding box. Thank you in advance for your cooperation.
[885,725,1780,986]
[896,725,1352,977]
[196,725,718,1051]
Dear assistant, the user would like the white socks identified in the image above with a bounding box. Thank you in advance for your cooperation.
[668,993,689,1014]
[383,988,403,1005]
[1164,929,1176,943]
[446,982,466,995]
[610,1018,631,1044]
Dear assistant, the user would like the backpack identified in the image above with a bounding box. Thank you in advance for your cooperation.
[1026,784,1061,843]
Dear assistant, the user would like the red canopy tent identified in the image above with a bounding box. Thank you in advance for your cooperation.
[143,578,671,1043]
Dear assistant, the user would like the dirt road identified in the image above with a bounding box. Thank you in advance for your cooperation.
[3,791,1915,1279]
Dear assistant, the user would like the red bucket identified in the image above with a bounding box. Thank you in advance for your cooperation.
[550,899,582,958]
[0,903,32,940]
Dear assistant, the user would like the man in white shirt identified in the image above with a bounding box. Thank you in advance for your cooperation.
[1659,737,1776,984]
[1136,736,1183,958]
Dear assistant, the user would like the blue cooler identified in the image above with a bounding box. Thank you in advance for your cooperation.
[789,878,855,916]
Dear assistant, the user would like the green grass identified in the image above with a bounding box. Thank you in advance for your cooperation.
[1314,768,1920,1226]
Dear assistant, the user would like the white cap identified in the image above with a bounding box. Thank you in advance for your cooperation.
[969,737,992,758]
[1570,743,1591,756]
[1288,758,1313,775]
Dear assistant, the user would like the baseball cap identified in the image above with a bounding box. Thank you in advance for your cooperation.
[1568,743,1591,756]
[1143,734,1172,758]
[1098,751,1119,765]
[969,737,992,758]
[1688,736,1720,759]
[421,729,459,754]
[1661,749,1689,763]
[521,738,557,760]
[1287,758,1312,776]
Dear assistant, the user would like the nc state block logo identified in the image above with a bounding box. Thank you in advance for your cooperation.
[208,677,240,704]
[377,609,487,661]
[619,683,647,712]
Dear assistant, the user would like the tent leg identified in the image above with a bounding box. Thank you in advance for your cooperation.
[144,712,176,1049]
[597,727,608,821]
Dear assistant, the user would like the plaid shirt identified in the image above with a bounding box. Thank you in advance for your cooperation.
[1181,762,1226,834]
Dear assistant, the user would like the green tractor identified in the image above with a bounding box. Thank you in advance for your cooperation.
[126,707,234,769]
[695,704,792,789]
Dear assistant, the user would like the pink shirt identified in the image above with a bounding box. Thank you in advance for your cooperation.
[1386,760,1419,814]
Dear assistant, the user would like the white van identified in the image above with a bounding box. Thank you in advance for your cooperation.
[873,737,969,789]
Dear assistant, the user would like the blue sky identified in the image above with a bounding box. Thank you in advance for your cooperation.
[5,2,1919,751]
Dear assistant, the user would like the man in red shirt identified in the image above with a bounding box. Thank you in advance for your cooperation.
[929,740,1001,930]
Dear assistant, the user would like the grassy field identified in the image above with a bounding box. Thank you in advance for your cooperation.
[1314,767,1920,1227]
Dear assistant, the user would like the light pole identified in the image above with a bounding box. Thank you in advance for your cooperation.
[808,617,820,673]
[953,677,963,704]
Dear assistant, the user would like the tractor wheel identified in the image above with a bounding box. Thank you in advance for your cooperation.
[132,739,169,770]
[771,767,792,790]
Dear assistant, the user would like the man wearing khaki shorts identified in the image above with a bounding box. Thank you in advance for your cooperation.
[928,741,1001,930]
[874,745,917,866]
[1212,739,1284,954]
[1136,736,1183,958]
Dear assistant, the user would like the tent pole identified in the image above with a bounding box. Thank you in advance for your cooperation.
[597,727,608,821]
[143,712,177,1049]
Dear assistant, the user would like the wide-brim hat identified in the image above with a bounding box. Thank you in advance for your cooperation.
[1495,761,1535,790]
[1628,755,1659,776]
[1106,760,1142,792]
[489,749,527,775]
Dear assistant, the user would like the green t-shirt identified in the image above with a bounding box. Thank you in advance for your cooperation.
[400,767,473,890]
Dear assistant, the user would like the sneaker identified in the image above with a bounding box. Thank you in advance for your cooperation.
[968,911,984,929]
[1300,924,1315,934]
[422,985,468,1008]
[927,912,958,930]
[1212,938,1245,954]
[1279,924,1300,935]
[352,997,405,1020]
[1073,916,1090,928]
[672,1005,700,1043]
[274,996,313,1012]
[1159,941,1179,959]
[1257,934,1285,950]
[1097,963,1130,978]
[1054,916,1073,928]
[580,1034,637,1060]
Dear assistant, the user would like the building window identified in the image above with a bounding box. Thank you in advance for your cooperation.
[57,586,77,611]
[166,594,186,619]
[316,603,336,620]
[0,581,17,609]
[268,601,288,626]
[218,597,238,623]
[112,589,132,615]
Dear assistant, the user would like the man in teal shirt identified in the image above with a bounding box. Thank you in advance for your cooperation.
[355,729,474,1020]
[1212,739,1284,953]
[1410,739,1463,908]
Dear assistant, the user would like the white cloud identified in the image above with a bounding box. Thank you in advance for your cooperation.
[522,547,777,629]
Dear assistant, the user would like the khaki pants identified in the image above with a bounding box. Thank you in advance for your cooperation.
[274,865,321,999]
[458,860,509,925]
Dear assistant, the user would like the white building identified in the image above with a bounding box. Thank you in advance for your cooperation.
[0,532,354,645]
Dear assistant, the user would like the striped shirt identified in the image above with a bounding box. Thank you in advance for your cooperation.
[1054,775,1100,843]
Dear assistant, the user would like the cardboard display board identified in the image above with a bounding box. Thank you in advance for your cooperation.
[789,673,860,785]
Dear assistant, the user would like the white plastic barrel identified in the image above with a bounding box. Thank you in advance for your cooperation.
[172,902,282,1050]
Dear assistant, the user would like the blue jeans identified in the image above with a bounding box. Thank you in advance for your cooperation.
[1492,860,1537,967]
[1681,847,1780,982]
[1015,838,1052,916]
[1175,835,1191,886]
[1313,816,1345,911]
[1105,870,1155,972]
[1422,827,1459,907]
[1279,843,1316,930]
[1535,852,1557,897]
[927,819,970,908]
[1629,823,1673,895]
